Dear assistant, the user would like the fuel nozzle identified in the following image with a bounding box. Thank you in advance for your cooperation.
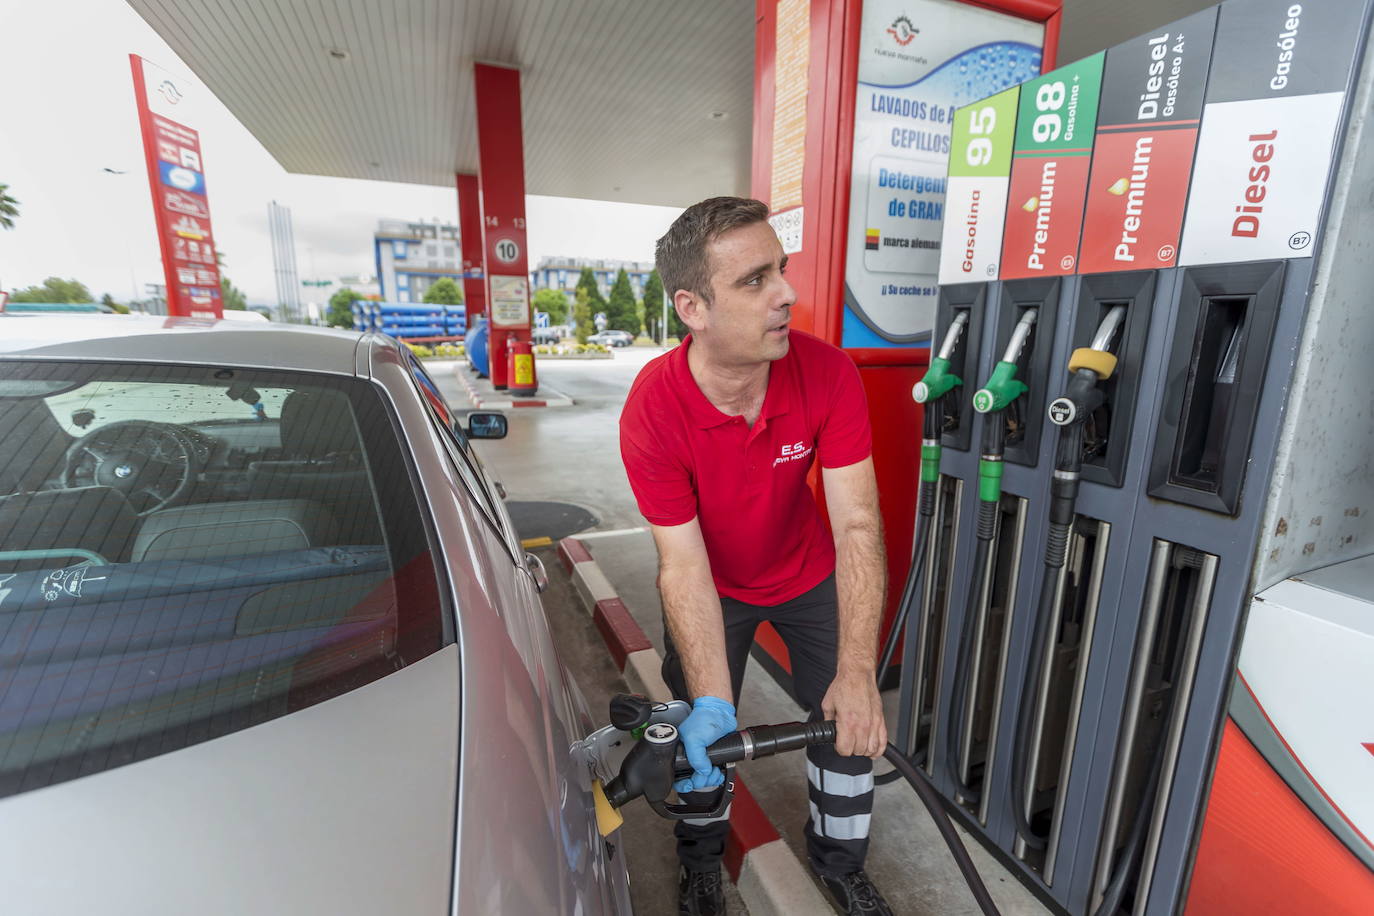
[913,312,969,405]
[972,309,1036,414]
[1047,305,1126,429]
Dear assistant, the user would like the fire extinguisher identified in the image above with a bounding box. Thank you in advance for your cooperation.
[507,335,538,397]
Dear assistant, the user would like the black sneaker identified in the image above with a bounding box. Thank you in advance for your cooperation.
[818,869,893,915]
[678,865,724,916]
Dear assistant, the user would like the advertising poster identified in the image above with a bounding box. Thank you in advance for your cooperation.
[130,55,223,319]
[489,275,530,327]
[1180,0,1365,266]
[843,0,1043,347]
[1000,53,1104,279]
[1079,8,1217,274]
[938,86,1020,285]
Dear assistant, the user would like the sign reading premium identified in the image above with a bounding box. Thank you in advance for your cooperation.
[1180,0,1369,265]
[843,0,1042,346]
[130,55,223,319]
[938,86,1020,285]
[1079,7,1217,274]
[1000,53,1104,279]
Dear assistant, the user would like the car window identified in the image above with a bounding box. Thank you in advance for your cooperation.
[0,360,449,798]
[404,357,521,557]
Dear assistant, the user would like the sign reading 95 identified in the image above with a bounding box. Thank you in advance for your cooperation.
[949,86,1019,179]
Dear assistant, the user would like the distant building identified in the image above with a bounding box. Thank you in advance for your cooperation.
[374,219,465,303]
[530,256,656,304]
[268,201,303,322]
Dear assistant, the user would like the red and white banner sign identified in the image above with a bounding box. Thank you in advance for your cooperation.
[130,55,223,318]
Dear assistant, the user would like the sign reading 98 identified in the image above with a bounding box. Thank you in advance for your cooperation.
[1032,81,1066,143]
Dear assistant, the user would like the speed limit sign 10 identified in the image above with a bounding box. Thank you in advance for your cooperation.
[493,238,521,264]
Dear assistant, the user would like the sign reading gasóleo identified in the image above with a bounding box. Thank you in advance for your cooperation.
[1000,53,1104,279]
[939,87,1019,285]
[1180,1,1366,266]
[1079,8,1217,274]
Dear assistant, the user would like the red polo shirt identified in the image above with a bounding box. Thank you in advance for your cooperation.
[620,330,872,606]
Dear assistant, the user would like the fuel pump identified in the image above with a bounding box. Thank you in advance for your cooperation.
[944,308,1037,803]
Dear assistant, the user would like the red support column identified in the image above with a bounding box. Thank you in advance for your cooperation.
[455,173,487,321]
[473,63,531,390]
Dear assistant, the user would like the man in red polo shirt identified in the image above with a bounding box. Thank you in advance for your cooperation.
[620,197,890,916]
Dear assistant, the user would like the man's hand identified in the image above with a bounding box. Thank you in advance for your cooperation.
[674,696,738,793]
[822,669,887,758]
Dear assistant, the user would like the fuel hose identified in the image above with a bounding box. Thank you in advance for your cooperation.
[944,309,1036,805]
[1008,305,1125,851]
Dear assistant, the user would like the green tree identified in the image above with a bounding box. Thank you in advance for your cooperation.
[572,287,594,345]
[641,270,667,342]
[0,184,19,230]
[575,267,607,318]
[606,268,639,334]
[100,293,130,314]
[532,287,569,325]
[422,277,464,305]
[10,277,94,303]
[327,287,359,328]
[220,276,247,310]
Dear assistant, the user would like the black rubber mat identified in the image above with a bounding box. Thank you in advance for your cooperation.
[504,500,598,541]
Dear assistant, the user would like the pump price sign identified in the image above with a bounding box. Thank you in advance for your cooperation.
[939,87,1019,285]
[1000,54,1104,279]
[1079,8,1217,274]
[1180,0,1369,266]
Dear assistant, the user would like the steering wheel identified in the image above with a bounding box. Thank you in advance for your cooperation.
[61,420,198,516]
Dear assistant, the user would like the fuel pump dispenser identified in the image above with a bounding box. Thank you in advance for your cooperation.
[893,1,1374,914]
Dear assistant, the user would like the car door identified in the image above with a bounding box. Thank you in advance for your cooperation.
[395,350,630,915]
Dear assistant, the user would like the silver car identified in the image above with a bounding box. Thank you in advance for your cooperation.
[0,316,631,915]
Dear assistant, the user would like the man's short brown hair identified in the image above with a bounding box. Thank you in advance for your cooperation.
[656,197,770,304]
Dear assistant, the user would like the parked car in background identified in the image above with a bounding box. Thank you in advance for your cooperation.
[0,316,631,915]
[587,329,634,348]
[531,326,565,345]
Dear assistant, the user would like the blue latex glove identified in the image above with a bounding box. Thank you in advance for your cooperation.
[673,696,737,794]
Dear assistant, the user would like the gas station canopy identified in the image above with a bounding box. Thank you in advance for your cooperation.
[126,0,755,207]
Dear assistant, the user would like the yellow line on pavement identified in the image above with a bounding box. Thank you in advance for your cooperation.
[521,536,554,548]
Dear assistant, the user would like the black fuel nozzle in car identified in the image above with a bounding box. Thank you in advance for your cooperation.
[597,695,835,824]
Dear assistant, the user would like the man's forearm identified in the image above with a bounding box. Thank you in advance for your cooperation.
[659,561,734,702]
[834,516,887,676]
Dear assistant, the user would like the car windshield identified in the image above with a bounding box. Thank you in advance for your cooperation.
[0,359,447,798]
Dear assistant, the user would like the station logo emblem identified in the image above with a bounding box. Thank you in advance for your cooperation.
[157,79,183,106]
[886,16,918,47]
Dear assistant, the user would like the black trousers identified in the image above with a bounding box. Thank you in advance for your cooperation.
[661,574,874,878]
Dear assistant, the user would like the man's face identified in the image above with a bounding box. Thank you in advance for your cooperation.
[693,221,796,366]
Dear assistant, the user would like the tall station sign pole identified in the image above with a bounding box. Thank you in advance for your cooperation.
[473,63,532,390]
[455,173,487,321]
[129,55,223,319]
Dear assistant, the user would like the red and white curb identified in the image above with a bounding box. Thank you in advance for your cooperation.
[452,362,573,408]
[557,536,830,916]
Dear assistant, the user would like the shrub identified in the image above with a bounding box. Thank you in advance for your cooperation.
[406,343,435,358]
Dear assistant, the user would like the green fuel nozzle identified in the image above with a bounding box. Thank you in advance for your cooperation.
[972,309,1037,414]
[913,312,969,404]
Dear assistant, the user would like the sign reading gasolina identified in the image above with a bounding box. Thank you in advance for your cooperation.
[842,0,1042,346]
[938,86,1019,285]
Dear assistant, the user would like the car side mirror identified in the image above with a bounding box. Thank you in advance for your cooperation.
[467,412,508,439]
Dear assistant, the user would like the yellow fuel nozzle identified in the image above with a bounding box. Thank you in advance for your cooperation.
[593,779,624,837]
